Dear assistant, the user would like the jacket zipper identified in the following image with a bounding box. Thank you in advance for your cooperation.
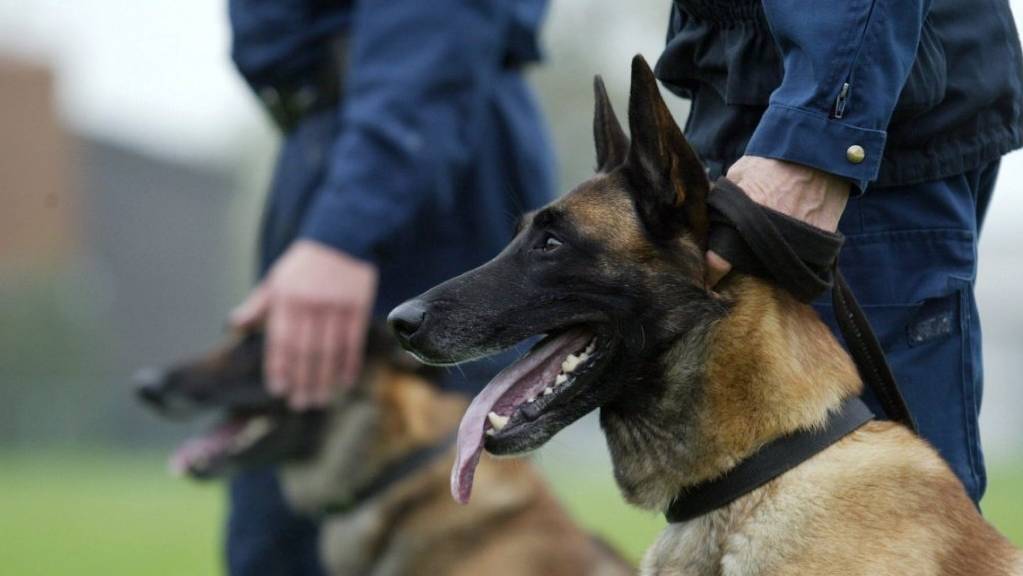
[833,82,851,119]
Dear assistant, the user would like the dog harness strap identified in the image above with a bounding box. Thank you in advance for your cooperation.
[706,177,917,434]
[664,397,874,524]
[320,432,456,517]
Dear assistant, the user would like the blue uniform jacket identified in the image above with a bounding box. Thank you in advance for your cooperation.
[657,0,1023,190]
[230,0,553,317]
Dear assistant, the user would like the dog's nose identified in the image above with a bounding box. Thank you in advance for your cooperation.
[134,367,168,410]
[388,299,427,346]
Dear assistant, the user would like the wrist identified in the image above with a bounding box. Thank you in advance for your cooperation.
[292,239,377,272]
[726,156,849,232]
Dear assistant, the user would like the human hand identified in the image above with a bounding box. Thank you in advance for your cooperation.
[231,240,378,410]
[706,156,851,288]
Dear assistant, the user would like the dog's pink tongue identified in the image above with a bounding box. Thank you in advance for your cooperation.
[451,328,591,504]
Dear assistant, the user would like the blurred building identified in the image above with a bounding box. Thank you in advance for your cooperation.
[0,57,74,271]
[0,53,246,446]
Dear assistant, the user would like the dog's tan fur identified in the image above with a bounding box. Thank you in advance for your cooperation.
[281,364,632,576]
[625,277,1022,575]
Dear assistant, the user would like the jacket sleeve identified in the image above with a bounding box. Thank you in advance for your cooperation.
[300,0,510,260]
[745,0,931,190]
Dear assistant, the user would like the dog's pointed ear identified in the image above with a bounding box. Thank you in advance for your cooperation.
[624,55,709,246]
[593,75,628,172]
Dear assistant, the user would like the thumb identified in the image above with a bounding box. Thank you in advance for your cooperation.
[231,284,271,329]
[704,250,732,289]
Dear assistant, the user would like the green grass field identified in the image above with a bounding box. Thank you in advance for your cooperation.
[0,449,1019,574]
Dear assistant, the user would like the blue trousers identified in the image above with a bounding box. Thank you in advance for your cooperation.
[815,161,997,504]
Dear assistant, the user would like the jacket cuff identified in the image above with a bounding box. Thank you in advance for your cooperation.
[299,192,379,263]
[744,104,887,192]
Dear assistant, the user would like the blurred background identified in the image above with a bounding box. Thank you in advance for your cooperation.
[0,1,1019,573]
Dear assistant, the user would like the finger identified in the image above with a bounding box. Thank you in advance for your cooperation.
[290,310,319,411]
[314,312,343,406]
[704,250,733,289]
[231,284,270,330]
[266,297,297,399]
[339,305,369,389]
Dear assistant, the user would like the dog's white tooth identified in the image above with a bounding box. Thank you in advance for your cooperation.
[562,354,581,373]
[578,352,590,362]
[487,411,509,431]
[527,396,535,403]
[555,374,568,386]
[543,387,553,396]
[231,416,274,452]
[486,429,496,437]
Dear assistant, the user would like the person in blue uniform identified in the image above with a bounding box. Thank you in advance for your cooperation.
[224,1,553,574]
[656,0,1023,504]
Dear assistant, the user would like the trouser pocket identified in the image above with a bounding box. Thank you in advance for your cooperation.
[817,282,986,503]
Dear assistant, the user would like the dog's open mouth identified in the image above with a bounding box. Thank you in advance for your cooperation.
[452,326,613,503]
[170,413,278,478]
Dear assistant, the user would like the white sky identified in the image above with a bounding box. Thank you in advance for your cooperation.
[0,0,260,165]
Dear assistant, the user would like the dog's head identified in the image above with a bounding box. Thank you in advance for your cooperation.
[135,326,453,489]
[389,56,725,503]
[135,331,325,478]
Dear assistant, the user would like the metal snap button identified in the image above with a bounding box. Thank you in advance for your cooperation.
[846,145,866,164]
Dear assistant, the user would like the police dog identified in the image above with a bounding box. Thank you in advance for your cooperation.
[136,328,631,576]
[387,56,1023,576]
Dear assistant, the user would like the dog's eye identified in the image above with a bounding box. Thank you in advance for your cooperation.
[541,234,563,252]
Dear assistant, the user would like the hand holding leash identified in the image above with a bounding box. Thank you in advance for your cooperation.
[705,156,850,287]
[231,240,378,410]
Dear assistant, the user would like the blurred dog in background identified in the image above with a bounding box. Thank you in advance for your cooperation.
[136,327,632,576]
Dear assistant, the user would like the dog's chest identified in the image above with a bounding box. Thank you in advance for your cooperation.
[640,514,781,576]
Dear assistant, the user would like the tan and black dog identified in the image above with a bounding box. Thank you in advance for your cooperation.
[136,329,632,576]
[388,56,1023,576]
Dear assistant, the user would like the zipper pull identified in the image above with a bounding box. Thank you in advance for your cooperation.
[833,82,851,119]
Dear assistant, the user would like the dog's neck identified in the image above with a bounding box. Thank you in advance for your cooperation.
[602,275,862,511]
[285,370,542,575]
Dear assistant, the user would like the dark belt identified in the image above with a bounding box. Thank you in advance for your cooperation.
[258,38,348,133]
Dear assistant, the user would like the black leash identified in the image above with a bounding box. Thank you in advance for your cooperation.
[663,177,917,524]
[320,432,456,517]
[664,397,874,523]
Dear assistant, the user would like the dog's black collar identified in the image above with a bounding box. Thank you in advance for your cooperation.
[665,396,874,523]
[320,432,456,518]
